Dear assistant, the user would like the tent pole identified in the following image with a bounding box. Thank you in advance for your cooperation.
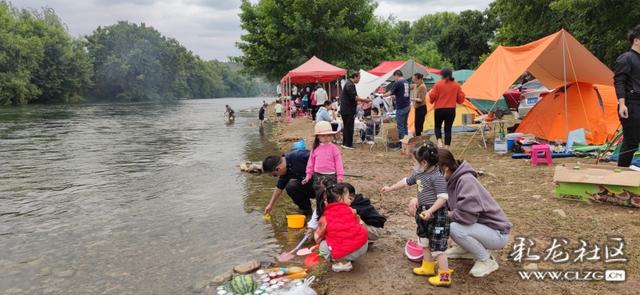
[562,30,569,139]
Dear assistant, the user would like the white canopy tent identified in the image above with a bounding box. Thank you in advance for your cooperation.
[356,69,393,97]
[356,59,432,97]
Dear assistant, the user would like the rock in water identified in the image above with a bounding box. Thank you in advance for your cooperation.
[211,270,234,285]
[239,161,263,173]
[233,260,260,274]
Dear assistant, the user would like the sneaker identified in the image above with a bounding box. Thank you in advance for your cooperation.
[445,245,474,259]
[341,145,354,150]
[630,165,640,172]
[469,256,499,277]
[331,261,353,272]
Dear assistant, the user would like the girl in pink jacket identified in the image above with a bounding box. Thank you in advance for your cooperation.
[303,121,345,213]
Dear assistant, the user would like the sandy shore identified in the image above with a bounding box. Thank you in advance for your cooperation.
[272,117,639,295]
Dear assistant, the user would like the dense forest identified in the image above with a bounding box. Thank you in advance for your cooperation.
[0,2,268,105]
[238,0,640,81]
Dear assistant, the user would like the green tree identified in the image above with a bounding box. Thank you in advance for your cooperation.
[549,0,640,66]
[27,8,92,103]
[491,0,567,46]
[491,0,640,66]
[0,3,42,105]
[405,41,453,69]
[237,0,397,80]
[435,10,497,69]
[0,2,91,105]
[410,12,458,45]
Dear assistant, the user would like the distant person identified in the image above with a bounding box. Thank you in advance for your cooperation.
[274,100,284,121]
[290,99,297,118]
[259,103,267,127]
[262,149,314,216]
[291,85,299,100]
[301,92,309,114]
[315,85,328,107]
[614,24,640,168]
[310,87,318,121]
[225,105,235,121]
[360,107,381,143]
[384,70,411,143]
[412,73,428,136]
[316,101,333,123]
[429,68,465,149]
[340,71,371,149]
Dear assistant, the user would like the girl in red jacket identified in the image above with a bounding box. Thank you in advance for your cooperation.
[315,182,369,272]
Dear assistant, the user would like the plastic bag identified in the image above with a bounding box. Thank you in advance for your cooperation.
[291,139,306,151]
[278,276,316,295]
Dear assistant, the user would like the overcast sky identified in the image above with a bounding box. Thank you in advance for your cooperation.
[14,0,491,61]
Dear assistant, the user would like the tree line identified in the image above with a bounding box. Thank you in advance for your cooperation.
[238,0,640,81]
[0,2,266,105]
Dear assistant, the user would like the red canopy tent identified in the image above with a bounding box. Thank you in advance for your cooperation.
[280,56,347,84]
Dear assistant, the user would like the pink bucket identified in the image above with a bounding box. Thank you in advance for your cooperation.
[404,240,424,262]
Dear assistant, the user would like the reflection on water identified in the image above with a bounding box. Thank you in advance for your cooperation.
[0,98,302,294]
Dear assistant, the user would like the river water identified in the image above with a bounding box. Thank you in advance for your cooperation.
[0,98,299,294]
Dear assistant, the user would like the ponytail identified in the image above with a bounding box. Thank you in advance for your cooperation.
[440,68,454,82]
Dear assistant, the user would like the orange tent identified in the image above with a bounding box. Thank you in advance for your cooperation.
[462,29,613,101]
[460,29,617,144]
[516,83,619,144]
[408,99,481,135]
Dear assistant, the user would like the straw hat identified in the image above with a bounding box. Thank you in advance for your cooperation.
[314,121,337,135]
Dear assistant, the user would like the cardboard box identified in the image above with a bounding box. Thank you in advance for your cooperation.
[401,136,430,157]
[553,164,640,208]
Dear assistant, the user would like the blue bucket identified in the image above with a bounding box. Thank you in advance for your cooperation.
[506,139,515,151]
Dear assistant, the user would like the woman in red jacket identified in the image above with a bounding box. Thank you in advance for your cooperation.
[315,182,369,272]
[429,68,466,148]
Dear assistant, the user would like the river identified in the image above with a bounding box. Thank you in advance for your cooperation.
[0,98,299,294]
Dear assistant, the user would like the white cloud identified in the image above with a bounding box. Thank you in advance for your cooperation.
[12,0,491,60]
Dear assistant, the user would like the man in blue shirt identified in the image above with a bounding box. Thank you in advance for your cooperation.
[262,149,314,215]
[384,70,411,141]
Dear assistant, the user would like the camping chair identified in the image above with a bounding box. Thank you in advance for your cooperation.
[370,117,391,151]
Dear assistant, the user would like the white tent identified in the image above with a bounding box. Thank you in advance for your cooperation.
[356,69,393,97]
[357,59,433,97]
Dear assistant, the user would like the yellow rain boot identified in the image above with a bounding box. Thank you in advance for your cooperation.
[428,270,452,287]
[412,260,436,276]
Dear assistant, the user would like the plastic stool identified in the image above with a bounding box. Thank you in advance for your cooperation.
[531,144,552,166]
